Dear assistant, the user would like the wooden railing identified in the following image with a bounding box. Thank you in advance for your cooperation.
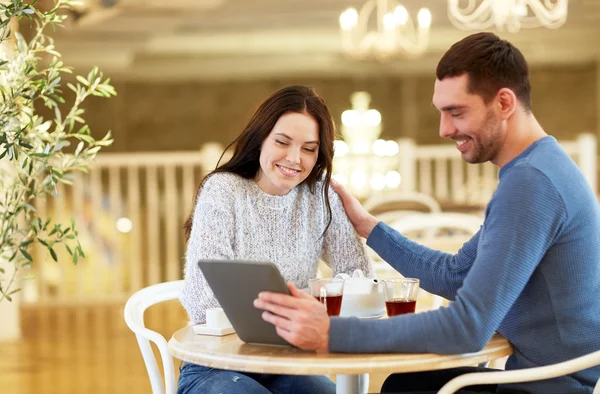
[22,134,597,304]
[396,133,597,206]
[25,153,207,304]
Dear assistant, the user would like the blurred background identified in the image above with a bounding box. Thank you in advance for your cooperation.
[2,0,599,393]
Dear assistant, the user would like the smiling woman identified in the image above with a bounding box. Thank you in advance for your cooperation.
[256,112,320,195]
[179,85,373,394]
[183,85,335,239]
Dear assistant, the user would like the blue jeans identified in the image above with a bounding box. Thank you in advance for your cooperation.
[177,362,336,394]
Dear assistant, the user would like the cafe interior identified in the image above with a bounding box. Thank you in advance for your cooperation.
[1,0,599,393]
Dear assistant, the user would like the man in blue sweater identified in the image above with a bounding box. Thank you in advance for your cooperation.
[254,32,600,393]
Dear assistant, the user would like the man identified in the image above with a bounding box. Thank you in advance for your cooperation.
[254,32,600,393]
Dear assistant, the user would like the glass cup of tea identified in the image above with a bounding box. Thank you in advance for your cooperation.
[308,278,345,316]
[383,278,420,317]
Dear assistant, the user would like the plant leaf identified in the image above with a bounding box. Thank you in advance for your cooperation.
[19,248,33,261]
[49,247,57,262]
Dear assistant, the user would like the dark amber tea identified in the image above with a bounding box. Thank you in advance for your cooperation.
[385,298,416,316]
[314,294,343,316]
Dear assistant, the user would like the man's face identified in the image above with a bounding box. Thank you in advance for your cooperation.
[432,74,504,164]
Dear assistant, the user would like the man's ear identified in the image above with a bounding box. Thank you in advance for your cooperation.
[495,88,517,120]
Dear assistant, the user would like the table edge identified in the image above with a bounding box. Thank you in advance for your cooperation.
[168,334,513,375]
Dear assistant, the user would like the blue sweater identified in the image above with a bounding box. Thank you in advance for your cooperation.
[329,137,600,393]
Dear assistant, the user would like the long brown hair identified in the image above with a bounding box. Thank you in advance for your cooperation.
[184,85,336,240]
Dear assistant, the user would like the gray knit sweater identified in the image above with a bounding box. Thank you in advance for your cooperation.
[181,172,373,323]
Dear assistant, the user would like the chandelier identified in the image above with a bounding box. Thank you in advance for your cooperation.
[339,0,432,60]
[447,0,568,33]
[333,92,401,198]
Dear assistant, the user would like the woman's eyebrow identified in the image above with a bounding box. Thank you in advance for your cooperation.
[274,132,319,145]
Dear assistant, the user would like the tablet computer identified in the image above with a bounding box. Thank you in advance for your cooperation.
[197,259,292,347]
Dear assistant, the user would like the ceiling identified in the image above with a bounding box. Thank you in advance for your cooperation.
[46,0,600,81]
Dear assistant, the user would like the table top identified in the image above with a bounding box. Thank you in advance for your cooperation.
[168,326,512,375]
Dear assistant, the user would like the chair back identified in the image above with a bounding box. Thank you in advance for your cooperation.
[363,191,442,214]
[124,280,184,394]
[438,349,600,394]
[390,212,483,237]
[384,213,482,309]
[363,194,441,272]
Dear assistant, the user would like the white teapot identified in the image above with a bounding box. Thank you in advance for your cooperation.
[335,269,386,318]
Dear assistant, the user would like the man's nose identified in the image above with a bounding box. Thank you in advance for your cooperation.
[439,113,457,138]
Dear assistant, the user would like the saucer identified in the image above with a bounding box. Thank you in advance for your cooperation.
[192,324,235,336]
[357,313,386,320]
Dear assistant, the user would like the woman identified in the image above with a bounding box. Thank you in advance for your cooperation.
[179,85,372,394]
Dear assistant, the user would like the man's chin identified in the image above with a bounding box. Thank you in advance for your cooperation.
[462,155,477,164]
[461,151,486,164]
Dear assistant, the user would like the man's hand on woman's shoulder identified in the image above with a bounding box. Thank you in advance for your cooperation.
[329,179,379,239]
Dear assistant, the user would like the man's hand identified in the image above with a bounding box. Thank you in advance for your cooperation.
[330,179,378,238]
[254,282,330,351]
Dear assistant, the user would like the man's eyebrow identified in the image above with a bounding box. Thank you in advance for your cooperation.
[436,104,467,112]
[273,132,319,145]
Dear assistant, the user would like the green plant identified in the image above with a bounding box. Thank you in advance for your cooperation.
[0,0,116,302]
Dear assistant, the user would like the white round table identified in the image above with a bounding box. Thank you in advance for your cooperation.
[168,327,512,394]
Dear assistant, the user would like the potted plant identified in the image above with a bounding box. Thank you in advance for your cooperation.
[0,0,116,339]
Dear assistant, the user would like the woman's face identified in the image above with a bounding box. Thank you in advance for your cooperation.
[255,112,320,195]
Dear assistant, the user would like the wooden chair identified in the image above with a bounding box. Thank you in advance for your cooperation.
[363,191,442,221]
[376,213,483,310]
[363,192,443,275]
[438,349,600,394]
[124,280,184,394]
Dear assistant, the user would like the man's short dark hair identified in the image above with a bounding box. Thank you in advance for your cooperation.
[436,32,532,111]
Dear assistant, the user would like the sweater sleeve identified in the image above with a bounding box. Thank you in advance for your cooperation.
[329,166,566,354]
[180,175,236,323]
[321,185,374,278]
[366,223,480,299]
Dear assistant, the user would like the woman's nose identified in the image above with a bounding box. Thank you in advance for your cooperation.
[286,148,301,164]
